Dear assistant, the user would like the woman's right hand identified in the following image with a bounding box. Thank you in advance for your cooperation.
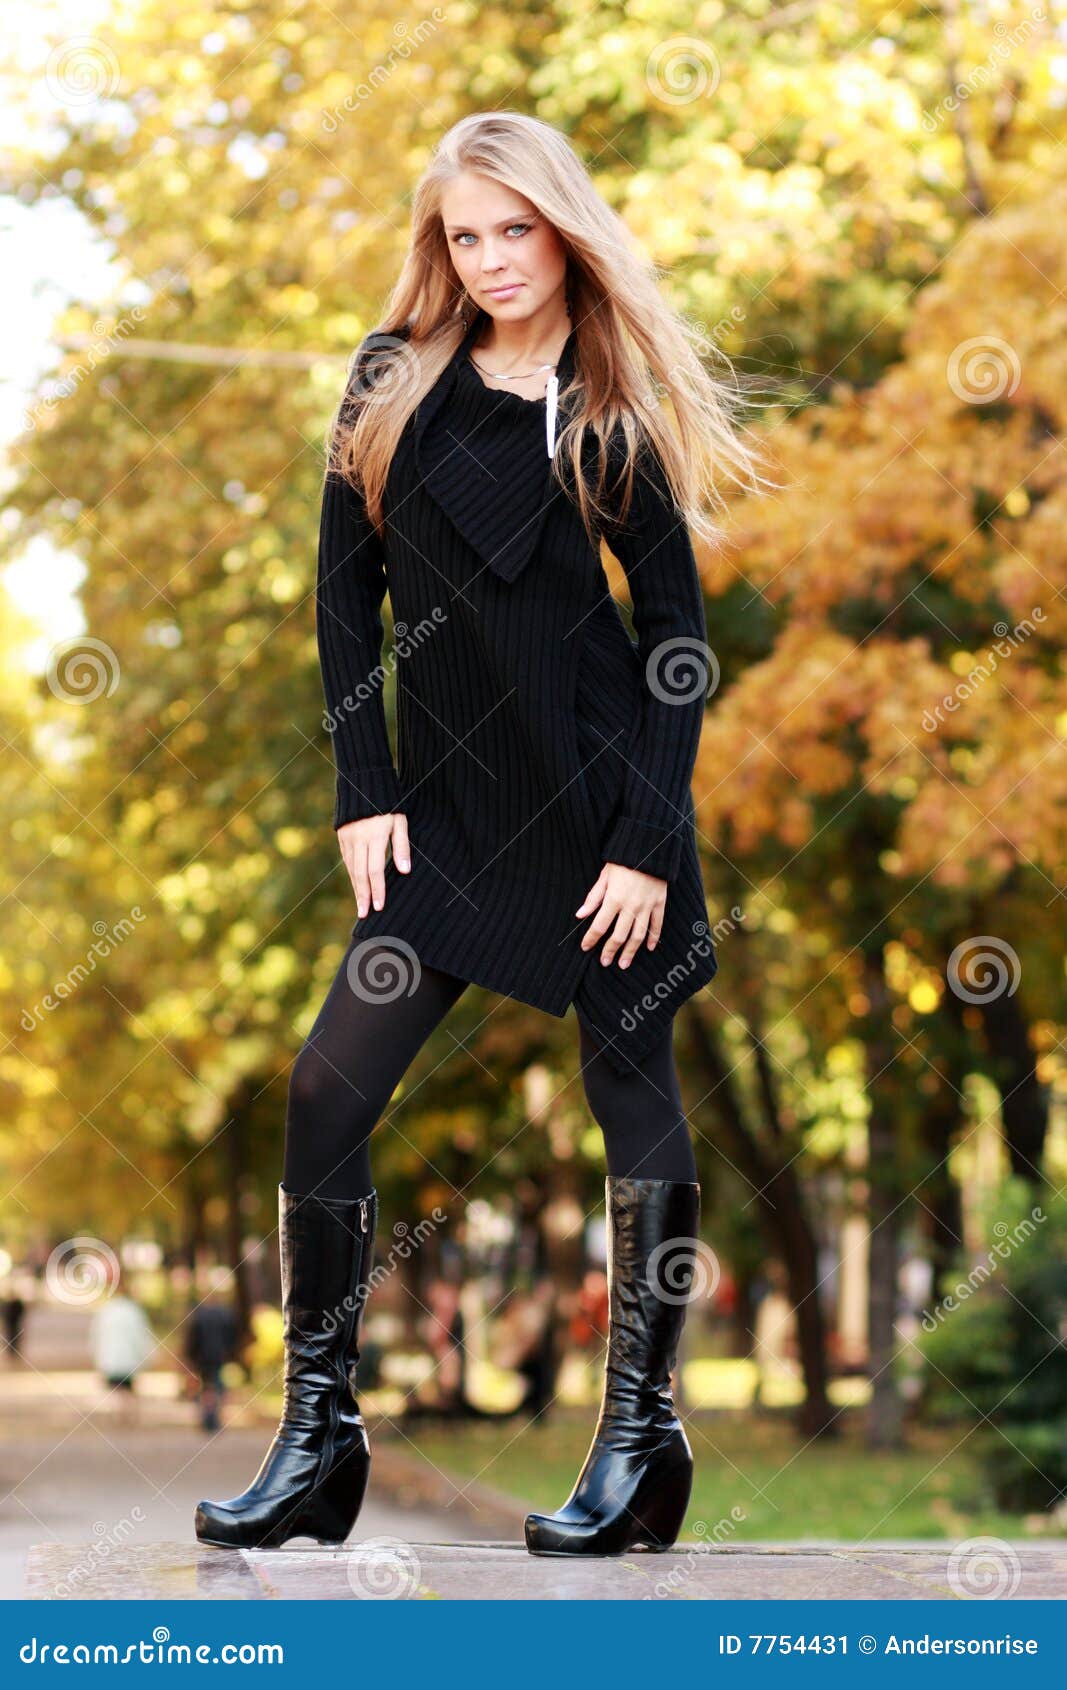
[337,813,411,917]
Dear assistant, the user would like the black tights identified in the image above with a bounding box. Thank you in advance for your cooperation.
[283,941,697,1200]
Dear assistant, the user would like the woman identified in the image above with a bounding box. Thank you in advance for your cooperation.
[90,1273,156,1429]
[195,111,760,1557]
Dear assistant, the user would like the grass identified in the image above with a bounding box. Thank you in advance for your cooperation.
[394,1411,1039,1543]
[251,1348,1049,1542]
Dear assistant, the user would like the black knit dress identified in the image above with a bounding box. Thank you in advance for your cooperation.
[315,309,718,1075]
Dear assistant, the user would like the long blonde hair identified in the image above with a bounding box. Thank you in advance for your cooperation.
[328,111,769,552]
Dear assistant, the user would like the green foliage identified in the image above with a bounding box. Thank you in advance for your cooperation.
[920,1179,1067,1512]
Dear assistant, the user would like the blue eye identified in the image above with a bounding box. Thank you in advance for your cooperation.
[453,222,532,246]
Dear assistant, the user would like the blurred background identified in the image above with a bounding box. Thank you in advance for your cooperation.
[0,0,1065,1588]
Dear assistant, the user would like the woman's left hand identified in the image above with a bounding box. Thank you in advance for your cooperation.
[576,863,667,968]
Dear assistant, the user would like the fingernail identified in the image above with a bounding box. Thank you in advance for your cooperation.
[397,858,410,871]
[357,903,367,918]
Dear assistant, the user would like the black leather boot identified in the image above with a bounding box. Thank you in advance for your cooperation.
[524,1175,700,1556]
[195,1183,378,1549]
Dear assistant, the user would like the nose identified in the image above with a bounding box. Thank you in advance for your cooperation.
[479,239,510,273]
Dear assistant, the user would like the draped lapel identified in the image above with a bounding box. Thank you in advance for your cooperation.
[413,310,580,584]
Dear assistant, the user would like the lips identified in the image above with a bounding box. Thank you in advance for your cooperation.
[486,284,522,297]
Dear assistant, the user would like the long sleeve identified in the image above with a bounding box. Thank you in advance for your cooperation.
[316,465,404,829]
[600,442,709,882]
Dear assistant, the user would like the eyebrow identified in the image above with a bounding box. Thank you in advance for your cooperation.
[443,212,537,234]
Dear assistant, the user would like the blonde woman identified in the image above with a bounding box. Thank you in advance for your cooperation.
[196,111,760,1557]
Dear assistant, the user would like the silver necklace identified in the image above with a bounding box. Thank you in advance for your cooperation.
[469,355,557,381]
[469,350,563,459]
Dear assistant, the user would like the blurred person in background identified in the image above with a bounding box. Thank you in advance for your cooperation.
[1,1283,28,1362]
[185,1269,239,1433]
[90,1266,157,1428]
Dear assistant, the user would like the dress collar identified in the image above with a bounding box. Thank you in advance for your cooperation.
[412,310,581,585]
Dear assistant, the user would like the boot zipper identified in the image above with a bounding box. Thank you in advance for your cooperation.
[317,1213,367,1489]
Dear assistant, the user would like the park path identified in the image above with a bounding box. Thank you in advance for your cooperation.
[0,1294,490,1598]
[6,1298,1066,1599]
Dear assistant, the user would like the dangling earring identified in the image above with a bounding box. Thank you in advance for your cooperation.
[460,291,474,327]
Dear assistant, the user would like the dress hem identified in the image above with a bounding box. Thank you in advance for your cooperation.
[348,907,718,1078]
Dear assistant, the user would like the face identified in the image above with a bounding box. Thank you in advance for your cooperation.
[440,171,568,323]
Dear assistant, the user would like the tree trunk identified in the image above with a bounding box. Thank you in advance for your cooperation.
[977,988,1049,1182]
[862,944,904,1450]
[220,1085,255,1359]
[916,1028,969,1290]
[942,0,989,214]
[732,1269,757,1359]
[684,1003,836,1437]
[184,1167,207,1278]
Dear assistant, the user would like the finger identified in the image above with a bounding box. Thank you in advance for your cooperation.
[647,899,665,949]
[576,866,609,918]
[392,814,411,872]
[600,908,635,966]
[337,830,352,880]
[617,911,650,969]
[367,841,387,911]
[580,896,620,951]
[351,841,371,919]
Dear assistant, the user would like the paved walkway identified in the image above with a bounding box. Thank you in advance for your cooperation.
[23,1539,1067,1600]
[0,1298,492,1598]
[6,1298,1066,1600]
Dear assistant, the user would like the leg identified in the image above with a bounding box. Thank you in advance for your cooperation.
[284,938,470,1200]
[577,1017,698,1182]
[200,1366,221,1433]
[524,1016,701,1557]
[196,939,469,1550]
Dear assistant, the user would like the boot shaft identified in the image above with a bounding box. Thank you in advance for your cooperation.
[602,1176,701,1412]
[276,1185,378,1415]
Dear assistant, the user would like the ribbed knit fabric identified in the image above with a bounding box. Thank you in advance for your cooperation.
[314,309,717,1075]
